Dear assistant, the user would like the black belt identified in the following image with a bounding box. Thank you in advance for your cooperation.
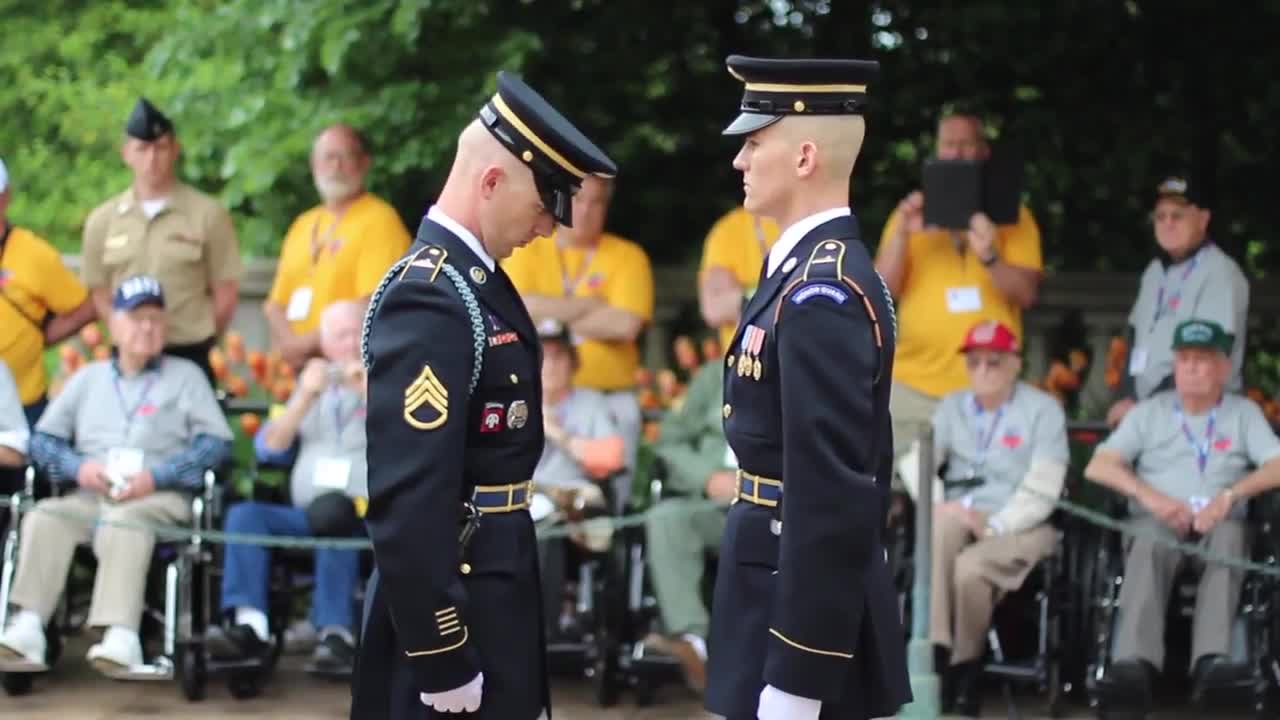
[470,481,533,513]
[736,469,782,507]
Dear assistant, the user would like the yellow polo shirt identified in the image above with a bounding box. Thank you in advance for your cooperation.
[267,193,411,334]
[0,226,90,403]
[503,232,653,391]
[879,205,1042,397]
[698,207,781,350]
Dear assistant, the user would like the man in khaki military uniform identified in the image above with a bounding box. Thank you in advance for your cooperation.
[80,98,241,383]
[898,320,1068,717]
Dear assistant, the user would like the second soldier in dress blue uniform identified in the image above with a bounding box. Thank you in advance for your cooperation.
[351,72,617,719]
[705,56,912,720]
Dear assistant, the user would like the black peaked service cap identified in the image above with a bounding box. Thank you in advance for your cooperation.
[722,55,881,136]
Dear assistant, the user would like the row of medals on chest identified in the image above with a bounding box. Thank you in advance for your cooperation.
[730,324,767,381]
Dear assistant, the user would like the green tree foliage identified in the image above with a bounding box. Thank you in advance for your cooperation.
[1,0,1277,281]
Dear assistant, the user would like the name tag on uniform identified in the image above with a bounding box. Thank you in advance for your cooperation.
[286,287,314,322]
[945,286,982,313]
[314,457,352,491]
[107,447,145,478]
[1128,346,1149,375]
[723,445,738,468]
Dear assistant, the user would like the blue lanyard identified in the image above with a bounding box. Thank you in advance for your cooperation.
[1174,400,1219,475]
[1150,245,1206,331]
[968,394,1009,476]
[327,387,360,438]
[113,372,157,428]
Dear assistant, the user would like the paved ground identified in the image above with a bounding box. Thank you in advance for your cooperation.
[0,637,1262,719]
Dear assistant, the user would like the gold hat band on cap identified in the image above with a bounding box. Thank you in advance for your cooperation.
[744,81,868,93]
[490,94,588,180]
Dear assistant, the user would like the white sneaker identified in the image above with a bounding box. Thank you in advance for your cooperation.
[86,626,143,677]
[0,610,49,672]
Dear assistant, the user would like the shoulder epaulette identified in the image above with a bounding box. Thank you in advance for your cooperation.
[774,238,884,351]
[398,244,449,284]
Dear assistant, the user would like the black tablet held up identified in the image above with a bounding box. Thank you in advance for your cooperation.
[922,158,981,230]
[983,142,1024,225]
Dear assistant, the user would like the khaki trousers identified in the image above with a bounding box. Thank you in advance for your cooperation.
[890,382,940,492]
[1112,518,1245,670]
[929,510,1057,663]
[10,491,191,631]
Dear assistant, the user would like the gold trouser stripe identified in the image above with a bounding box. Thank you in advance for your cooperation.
[745,82,867,94]
[405,627,469,657]
[490,94,589,180]
[769,628,854,659]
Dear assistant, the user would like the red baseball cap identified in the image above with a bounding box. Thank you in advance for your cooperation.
[959,320,1019,353]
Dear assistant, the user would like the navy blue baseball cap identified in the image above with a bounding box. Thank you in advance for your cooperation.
[113,275,166,311]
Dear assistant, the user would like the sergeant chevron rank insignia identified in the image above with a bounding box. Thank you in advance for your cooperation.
[404,364,449,430]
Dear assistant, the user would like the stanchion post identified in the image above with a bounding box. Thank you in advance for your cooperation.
[899,426,939,719]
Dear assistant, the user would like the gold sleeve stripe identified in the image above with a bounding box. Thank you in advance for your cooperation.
[405,382,448,412]
[440,625,463,636]
[405,627,468,656]
[434,607,457,618]
[768,628,854,659]
[438,619,461,631]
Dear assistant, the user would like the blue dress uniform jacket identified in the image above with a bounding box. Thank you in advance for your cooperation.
[705,214,911,719]
[351,217,550,720]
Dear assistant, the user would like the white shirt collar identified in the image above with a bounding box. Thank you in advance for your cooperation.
[427,205,495,272]
[766,206,852,277]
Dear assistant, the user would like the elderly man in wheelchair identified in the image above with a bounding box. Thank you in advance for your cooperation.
[531,325,626,638]
[1083,319,1280,716]
[0,361,30,539]
[898,320,1069,717]
[207,300,368,676]
[0,276,232,678]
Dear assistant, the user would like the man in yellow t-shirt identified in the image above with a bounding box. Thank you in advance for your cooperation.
[697,206,780,352]
[264,125,412,369]
[503,176,653,507]
[0,157,96,425]
[874,113,1044,459]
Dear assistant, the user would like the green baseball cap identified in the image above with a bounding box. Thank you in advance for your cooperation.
[1171,319,1233,355]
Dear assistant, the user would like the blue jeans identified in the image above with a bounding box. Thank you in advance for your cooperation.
[22,397,47,429]
[219,501,361,630]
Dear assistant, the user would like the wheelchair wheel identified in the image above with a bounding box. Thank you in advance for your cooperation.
[1045,659,1064,718]
[1,672,34,697]
[228,669,264,700]
[176,644,207,701]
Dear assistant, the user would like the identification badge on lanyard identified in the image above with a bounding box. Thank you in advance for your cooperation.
[107,447,145,477]
[313,457,353,491]
[1128,347,1149,375]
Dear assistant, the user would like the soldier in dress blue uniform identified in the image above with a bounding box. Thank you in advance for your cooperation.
[350,72,616,720]
[704,55,912,720]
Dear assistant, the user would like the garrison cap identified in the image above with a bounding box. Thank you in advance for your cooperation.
[126,97,175,141]
[722,55,880,136]
[478,71,617,227]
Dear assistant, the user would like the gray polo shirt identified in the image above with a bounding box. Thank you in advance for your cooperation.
[933,382,1070,514]
[1127,243,1249,399]
[1100,390,1280,518]
[35,356,232,471]
[261,384,368,508]
[0,362,28,454]
[534,388,618,491]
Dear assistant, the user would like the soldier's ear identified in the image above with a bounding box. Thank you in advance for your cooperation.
[795,141,819,179]
[479,165,505,198]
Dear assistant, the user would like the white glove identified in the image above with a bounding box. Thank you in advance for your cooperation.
[757,684,821,720]
[420,672,484,713]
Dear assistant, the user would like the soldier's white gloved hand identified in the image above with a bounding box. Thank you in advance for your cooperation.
[420,672,483,713]
[757,683,821,720]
